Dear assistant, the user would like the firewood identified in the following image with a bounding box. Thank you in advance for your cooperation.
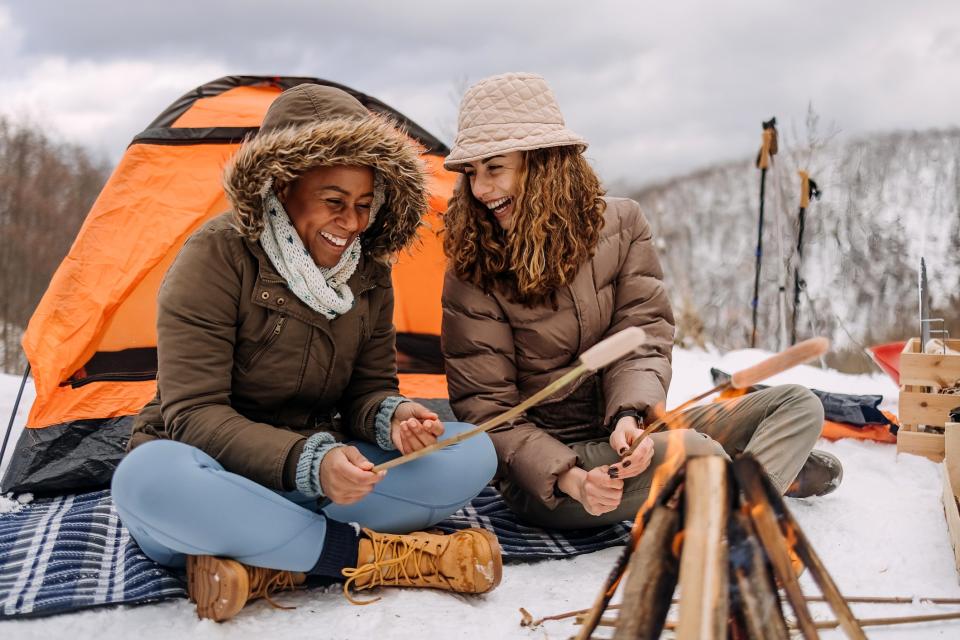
[732,456,820,640]
[675,456,732,639]
[575,466,687,640]
[750,457,867,640]
[612,505,681,639]
[729,510,789,640]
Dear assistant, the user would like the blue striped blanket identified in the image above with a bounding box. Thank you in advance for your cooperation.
[0,487,629,619]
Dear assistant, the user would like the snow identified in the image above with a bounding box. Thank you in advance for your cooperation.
[2,348,960,638]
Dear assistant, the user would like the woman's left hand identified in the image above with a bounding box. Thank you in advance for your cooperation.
[608,415,655,480]
[390,401,445,454]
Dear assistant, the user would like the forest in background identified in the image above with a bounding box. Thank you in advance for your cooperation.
[633,120,960,372]
[0,115,110,373]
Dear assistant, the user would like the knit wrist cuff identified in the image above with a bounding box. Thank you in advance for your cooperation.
[295,432,347,498]
[374,395,408,451]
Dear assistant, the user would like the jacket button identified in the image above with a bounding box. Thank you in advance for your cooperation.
[277,297,285,305]
[260,291,270,300]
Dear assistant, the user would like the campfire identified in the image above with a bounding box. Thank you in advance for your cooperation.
[576,453,866,640]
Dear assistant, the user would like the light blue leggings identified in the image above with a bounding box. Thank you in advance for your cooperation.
[111,422,496,572]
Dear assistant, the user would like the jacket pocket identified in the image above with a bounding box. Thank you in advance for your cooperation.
[240,314,286,372]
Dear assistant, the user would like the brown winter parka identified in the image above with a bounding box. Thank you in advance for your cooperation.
[129,91,428,492]
[442,198,675,509]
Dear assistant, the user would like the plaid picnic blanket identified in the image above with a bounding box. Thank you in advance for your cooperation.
[1,487,629,619]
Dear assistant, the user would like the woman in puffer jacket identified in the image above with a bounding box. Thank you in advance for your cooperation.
[441,72,841,530]
[111,84,501,622]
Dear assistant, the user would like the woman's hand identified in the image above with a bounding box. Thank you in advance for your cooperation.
[558,466,624,516]
[608,415,655,480]
[319,446,385,504]
[390,401,445,454]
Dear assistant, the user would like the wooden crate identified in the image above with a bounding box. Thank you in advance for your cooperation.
[897,338,960,461]
[941,422,960,580]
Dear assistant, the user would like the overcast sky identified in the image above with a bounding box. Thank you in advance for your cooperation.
[1,0,958,187]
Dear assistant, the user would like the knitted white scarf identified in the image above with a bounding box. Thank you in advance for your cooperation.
[260,189,360,319]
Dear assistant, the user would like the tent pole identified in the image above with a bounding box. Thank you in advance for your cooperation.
[0,362,30,478]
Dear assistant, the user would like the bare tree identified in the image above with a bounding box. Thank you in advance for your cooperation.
[0,115,110,373]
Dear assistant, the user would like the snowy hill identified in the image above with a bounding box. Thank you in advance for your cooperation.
[632,127,960,370]
[3,350,960,638]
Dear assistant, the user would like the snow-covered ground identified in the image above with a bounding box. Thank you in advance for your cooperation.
[2,347,960,639]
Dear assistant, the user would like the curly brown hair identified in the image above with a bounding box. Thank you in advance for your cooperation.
[442,146,606,306]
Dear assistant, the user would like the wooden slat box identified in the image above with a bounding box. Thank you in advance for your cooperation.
[942,422,960,580]
[897,338,960,462]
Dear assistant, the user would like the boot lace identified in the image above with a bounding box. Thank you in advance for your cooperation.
[247,566,302,610]
[341,534,450,605]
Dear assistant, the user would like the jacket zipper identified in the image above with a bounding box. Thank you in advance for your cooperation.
[244,314,286,370]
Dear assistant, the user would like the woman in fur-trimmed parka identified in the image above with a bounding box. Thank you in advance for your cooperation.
[111,84,501,622]
[441,73,841,531]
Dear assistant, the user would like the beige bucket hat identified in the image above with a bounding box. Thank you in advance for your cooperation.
[444,72,587,171]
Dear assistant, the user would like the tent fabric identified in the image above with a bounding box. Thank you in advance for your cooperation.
[21,76,454,432]
[4,76,456,495]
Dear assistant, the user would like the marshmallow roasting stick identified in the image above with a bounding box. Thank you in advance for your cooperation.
[622,337,830,457]
[372,327,647,473]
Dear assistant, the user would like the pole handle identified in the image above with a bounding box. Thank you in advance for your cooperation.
[799,170,810,208]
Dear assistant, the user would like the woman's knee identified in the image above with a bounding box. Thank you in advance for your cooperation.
[779,384,824,439]
[405,422,496,506]
[112,440,219,515]
[678,429,726,458]
[442,422,497,481]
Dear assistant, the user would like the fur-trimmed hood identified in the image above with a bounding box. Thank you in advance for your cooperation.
[223,113,429,261]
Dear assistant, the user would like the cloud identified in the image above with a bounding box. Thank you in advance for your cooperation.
[1,0,958,186]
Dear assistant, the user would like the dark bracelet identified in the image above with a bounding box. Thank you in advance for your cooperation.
[609,409,643,431]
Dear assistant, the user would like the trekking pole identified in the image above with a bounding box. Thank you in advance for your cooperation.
[791,171,821,345]
[372,327,647,472]
[750,117,778,348]
[0,363,31,478]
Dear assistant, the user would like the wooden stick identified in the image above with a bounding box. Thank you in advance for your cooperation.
[676,456,731,640]
[729,510,789,640]
[623,337,830,458]
[611,505,681,639]
[733,457,820,640]
[751,457,867,640]
[529,596,960,627]
[373,327,646,471]
[589,611,960,629]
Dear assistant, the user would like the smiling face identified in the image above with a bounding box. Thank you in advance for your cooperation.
[280,165,374,268]
[461,151,522,230]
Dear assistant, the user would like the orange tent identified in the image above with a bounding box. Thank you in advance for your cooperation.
[2,76,454,494]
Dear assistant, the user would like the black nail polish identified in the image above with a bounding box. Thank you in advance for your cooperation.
[618,447,628,455]
[623,460,632,468]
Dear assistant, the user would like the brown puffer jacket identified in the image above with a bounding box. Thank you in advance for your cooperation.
[442,198,675,508]
[129,88,428,492]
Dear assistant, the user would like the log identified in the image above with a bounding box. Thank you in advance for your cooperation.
[751,457,868,640]
[729,510,789,640]
[612,505,681,639]
[676,456,731,640]
[575,466,687,640]
[733,456,820,640]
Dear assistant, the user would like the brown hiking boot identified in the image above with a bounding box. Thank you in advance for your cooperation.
[785,450,843,498]
[186,555,306,621]
[341,527,503,604]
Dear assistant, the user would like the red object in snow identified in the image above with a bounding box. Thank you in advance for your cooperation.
[868,341,906,385]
